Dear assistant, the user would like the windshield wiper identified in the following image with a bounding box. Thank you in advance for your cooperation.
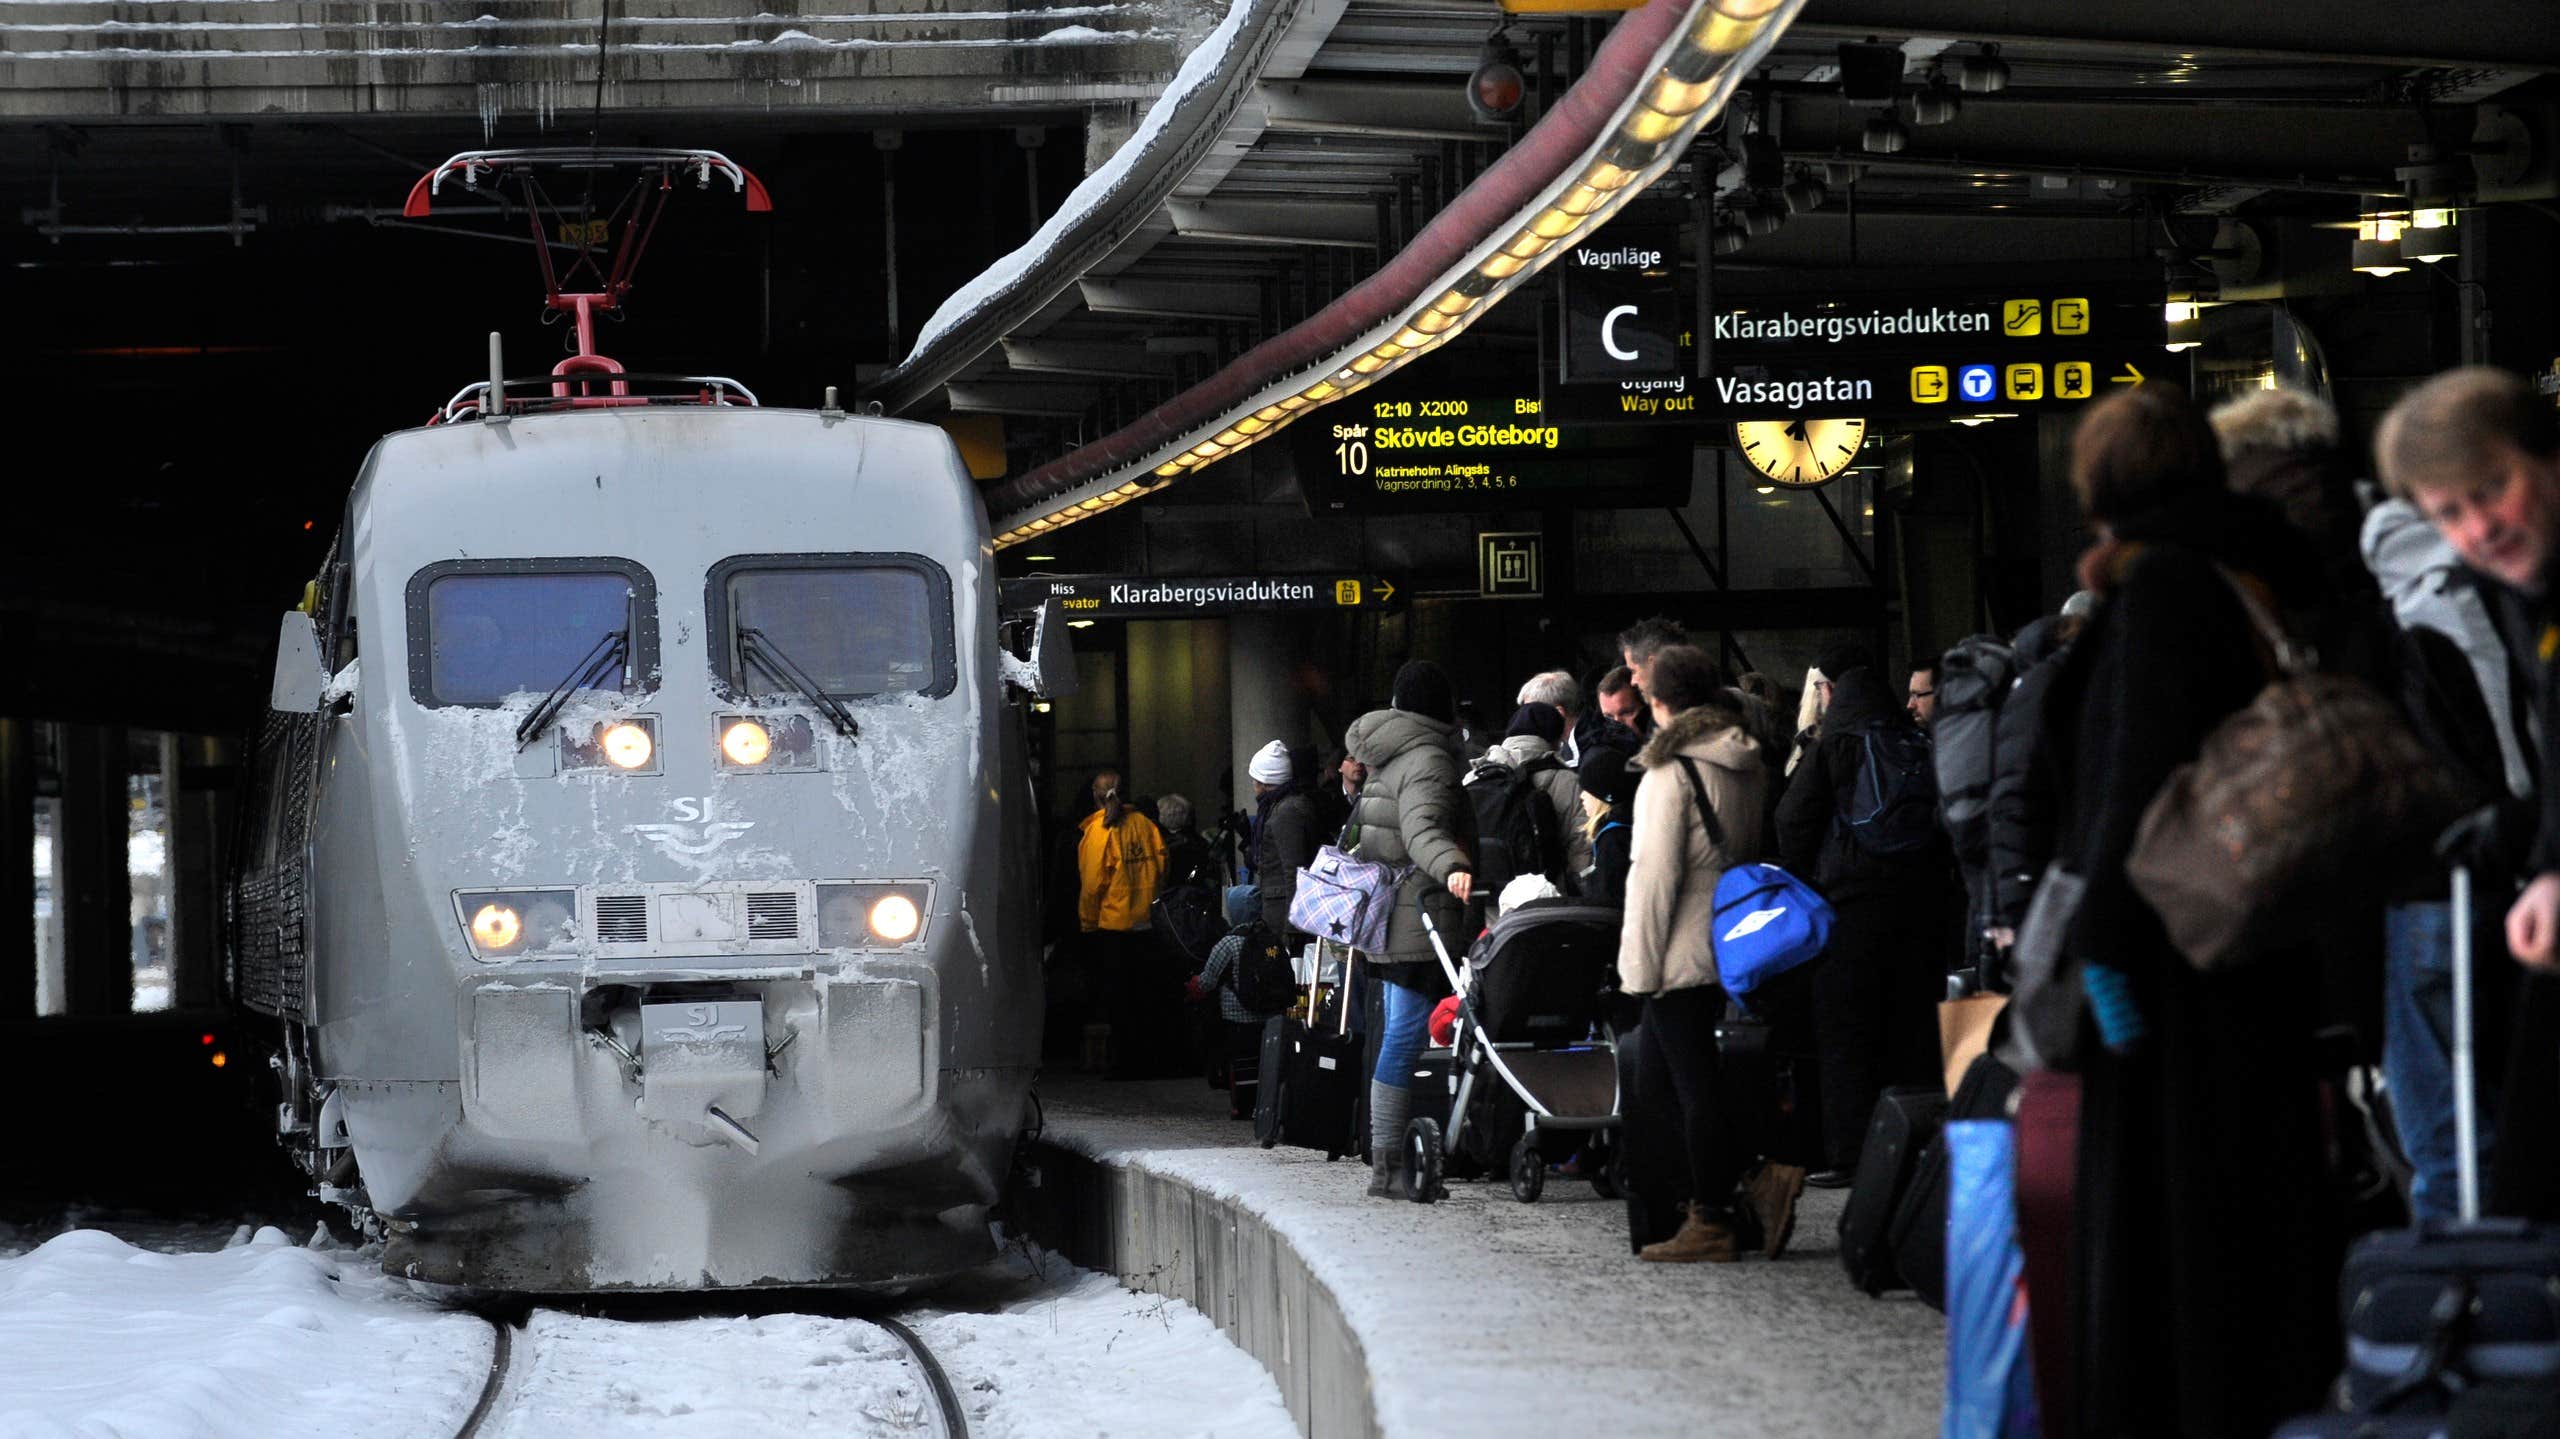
[737,627,860,739]
[514,628,629,751]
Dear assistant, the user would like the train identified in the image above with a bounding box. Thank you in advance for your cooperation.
[228,149,1064,1291]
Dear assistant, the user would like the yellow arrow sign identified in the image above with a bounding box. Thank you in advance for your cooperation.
[2110,361,2146,386]
[1374,579,1396,604]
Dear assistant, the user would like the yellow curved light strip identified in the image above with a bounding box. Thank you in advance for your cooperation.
[993,0,1806,546]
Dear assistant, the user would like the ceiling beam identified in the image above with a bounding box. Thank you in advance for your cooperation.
[1772,93,2406,195]
[1789,0,2560,72]
[1166,198,1377,248]
[944,382,1101,417]
[1000,340,1176,379]
[1077,278,1262,320]
[1255,77,1496,142]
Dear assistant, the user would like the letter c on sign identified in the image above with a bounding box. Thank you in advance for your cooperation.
[1601,305,1640,361]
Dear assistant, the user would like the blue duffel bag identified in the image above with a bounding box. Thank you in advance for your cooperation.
[1671,758,1834,1003]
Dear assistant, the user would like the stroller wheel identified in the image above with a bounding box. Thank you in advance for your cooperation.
[1509,1136,1545,1203]
[1404,1119,1445,1203]
[1588,1158,1619,1201]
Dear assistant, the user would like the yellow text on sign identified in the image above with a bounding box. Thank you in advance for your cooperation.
[2052,298,2090,335]
[1910,365,1950,404]
[1333,580,1364,606]
[2055,361,2094,400]
[2002,299,2042,337]
[2005,363,2044,401]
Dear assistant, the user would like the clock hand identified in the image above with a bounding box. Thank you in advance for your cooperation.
[1785,420,1807,443]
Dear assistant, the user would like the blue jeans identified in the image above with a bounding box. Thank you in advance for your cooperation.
[2383,900,2495,1223]
[1372,977,1432,1090]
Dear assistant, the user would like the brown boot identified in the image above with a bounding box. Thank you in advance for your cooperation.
[1637,1202,1739,1263]
[1743,1163,1807,1260]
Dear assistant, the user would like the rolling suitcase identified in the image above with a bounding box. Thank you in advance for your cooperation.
[2282,811,2560,1433]
[1886,1050,2019,1313]
[1252,948,1361,1160]
[2012,1068,2081,1435]
[1838,1084,1948,1296]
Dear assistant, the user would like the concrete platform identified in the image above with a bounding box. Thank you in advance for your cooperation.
[1016,1073,1943,1439]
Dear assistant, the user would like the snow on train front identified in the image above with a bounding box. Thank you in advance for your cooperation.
[250,406,1042,1291]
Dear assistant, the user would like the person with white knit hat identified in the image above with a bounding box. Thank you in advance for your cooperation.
[1246,738,1323,941]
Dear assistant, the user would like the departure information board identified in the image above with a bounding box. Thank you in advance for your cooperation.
[1293,386,1690,514]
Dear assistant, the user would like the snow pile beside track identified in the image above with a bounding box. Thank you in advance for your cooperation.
[0,1225,489,1439]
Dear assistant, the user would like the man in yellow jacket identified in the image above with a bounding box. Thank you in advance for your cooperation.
[1076,771,1167,1077]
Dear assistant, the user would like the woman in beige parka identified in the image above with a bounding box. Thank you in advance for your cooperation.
[1619,643,1801,1262]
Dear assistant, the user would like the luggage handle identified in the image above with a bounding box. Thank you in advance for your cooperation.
[2436,805,2500,1224]
[1310,938,1358,1037]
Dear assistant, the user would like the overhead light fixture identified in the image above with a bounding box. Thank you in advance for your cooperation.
[2400,207,2458,264]
[1959,43,2009,94]
[1824,160,1862,188]
[1907,78,1960,127]
[2352,212,2411,277]
[1023,553,1057,561]
[1741,199,1786,236]
[1468,36,1527,124]
[1862,110,1909,154]
[2164,299,2203,352]
[1711,213,1750,254]
[1782,169,1828,214]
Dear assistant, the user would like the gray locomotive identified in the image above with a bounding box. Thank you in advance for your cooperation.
[230,151,1063,1291]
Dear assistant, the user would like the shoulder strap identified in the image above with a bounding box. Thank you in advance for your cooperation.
[2211,563,2316,677]
[1671,755,1727,849]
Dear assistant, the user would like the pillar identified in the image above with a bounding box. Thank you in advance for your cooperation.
[0,719,32,1020]
[59,723,131,1017]
[1229,613,1301,805]
[172,735,228,1012]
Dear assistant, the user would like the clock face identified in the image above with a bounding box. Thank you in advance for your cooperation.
[1734,416,1868,486]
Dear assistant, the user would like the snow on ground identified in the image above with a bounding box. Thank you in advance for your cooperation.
[913,1244,1298,1439]
[0,1224,490,1439]
[0,1214,1294,1439]
[487,1310,934,1438]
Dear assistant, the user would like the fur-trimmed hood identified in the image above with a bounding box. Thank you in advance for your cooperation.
[1634,699,1761,774]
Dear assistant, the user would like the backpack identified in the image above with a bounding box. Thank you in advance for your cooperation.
[1151,883,1223,964]
[1229,921,1300,1014]
[1931,636,2018,861]
[1839,722,1941,857]
[1466,754,1566,894]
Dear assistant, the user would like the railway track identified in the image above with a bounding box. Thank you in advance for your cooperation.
[453,1304,968,1439]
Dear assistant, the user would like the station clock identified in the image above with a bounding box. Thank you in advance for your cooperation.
[1734,416,1868,487]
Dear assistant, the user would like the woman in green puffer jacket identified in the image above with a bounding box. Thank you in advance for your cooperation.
[1342,660,1477,1199]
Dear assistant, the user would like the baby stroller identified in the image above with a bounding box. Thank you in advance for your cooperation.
[1404,900,1623,1203]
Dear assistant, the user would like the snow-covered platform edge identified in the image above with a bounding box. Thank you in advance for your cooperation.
[1013,1136,1376,1439]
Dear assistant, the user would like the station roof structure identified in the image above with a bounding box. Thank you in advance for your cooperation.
[853,0,2560,544]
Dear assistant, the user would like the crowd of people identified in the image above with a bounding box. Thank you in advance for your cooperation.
[1047,365,2560,1438]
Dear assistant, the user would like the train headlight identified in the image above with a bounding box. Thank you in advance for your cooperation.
[471,904,523,951]
[601,722,654,769]
[715,713,820,772]
[456,888,578,961]
[815,882,932,948]
[722,720,772,766]
[868,894,922,943]
[562,716,660,774]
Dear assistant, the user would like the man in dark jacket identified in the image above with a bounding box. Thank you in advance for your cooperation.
[1246,739,1324,941]
[1775,645,1953,1184]
[2376,365,2560,1220]
[1984,609,2083,963]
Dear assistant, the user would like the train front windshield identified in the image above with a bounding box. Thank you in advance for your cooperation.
[712,555,954,700]
[416,563,651,706]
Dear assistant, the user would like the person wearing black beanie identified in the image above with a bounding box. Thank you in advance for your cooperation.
[1503,702,1567,747]
[1574,744,1637,905]
[1390,659,1456,724]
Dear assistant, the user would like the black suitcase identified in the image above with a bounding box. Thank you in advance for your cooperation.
[1613,1022,1686,1254]
[1252,950,1363,1160]
[1886,1051,2020,1313]
[2284,814,2560,1433]
[1838,1084,1948,1296]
